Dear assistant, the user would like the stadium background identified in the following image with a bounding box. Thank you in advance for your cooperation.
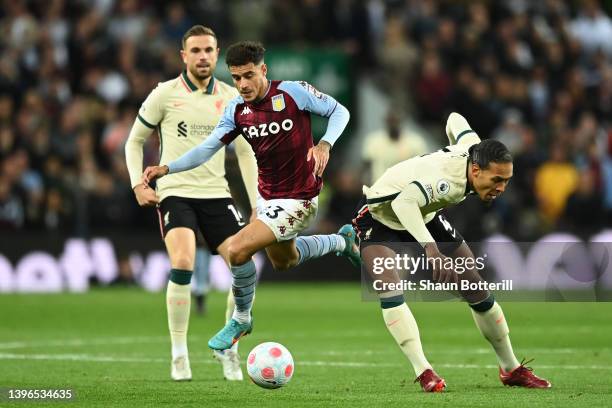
[1,0,612,290]
[1,2,612,407]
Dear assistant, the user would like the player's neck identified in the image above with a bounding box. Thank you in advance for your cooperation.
[185,70,213,91]
[254,79,271,103]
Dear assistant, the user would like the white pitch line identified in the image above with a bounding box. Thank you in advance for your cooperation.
[0,352,611,371]
[0,336,199,350]
[317,347,610,356]
[0,337,608,358]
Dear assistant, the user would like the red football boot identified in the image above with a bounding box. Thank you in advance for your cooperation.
[415,368,446,392]
[499,359,551,388]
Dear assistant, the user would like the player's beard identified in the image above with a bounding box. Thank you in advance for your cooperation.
[189,65,213,82]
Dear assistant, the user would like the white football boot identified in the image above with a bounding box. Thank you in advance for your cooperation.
[213,349,243,381]
[171,355,192,381]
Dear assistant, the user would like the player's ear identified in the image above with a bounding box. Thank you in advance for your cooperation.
[180,49,187,64]
[471,162,481,178]
[261,63,267,77]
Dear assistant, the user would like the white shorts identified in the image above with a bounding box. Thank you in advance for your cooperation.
[256,196,319,242]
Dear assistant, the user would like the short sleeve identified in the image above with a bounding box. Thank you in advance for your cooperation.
[277,81,338,117]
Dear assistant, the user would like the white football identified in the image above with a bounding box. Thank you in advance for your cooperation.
[246,342,294,389]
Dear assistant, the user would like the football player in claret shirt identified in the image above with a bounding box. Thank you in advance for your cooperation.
[353,112,551,392]
[143,41,361,350]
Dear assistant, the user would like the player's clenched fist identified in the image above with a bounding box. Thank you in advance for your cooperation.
[133,184,159,207]
[142,165,169,185]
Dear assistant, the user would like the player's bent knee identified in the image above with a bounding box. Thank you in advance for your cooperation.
[227,244,250,266]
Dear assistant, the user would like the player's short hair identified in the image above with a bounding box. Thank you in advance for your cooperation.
[182,25,217,49]
[469,139,513,169]
[225,41,266,67]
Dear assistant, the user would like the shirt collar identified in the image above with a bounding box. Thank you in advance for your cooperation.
[181,71,216,94]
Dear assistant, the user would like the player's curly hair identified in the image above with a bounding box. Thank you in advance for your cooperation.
[225,41,266,67]
[469,139,513,169]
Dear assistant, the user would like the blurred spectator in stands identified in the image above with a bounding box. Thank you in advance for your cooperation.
[0,174,24,229]
[265,1,304,45]
[415,51,452,123]
[107,0,149,44]
[228,0,269,43]
[562,169,604,238]
[12,149,44,228]
[535,143,579,226]
[452,75,499,137]
[361,111,427,184]
[528,65,550,125]
[0,95,15,126]
[569,0,612,58]
[378,15,418,115]
[163,2,193,44]
[330,0,372,66]
[102,101,137,158]
[0,125,18,159]
[492,109,526,156]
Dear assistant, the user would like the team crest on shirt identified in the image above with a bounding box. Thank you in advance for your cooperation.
[436,179,450,196]
[272,94,285,111]
[215,99,224,114]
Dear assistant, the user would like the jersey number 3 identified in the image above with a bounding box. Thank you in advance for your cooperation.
[265,206,284,219]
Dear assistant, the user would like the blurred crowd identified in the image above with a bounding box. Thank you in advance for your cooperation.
[1,0,612,241]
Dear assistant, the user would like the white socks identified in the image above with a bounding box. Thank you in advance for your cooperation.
[167,280,191,360]
[382,303,432,376]
[471,302,520,372]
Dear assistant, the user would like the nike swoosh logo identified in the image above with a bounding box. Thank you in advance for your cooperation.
[173,102,186,107]
[387,319,401,327]
[496,316,505,324]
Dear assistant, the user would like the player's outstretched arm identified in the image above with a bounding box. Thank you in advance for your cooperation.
[141,135,225,185]
[141,100,243,186]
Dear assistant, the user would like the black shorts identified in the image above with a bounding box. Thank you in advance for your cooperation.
[351,196,464,254]
[157,196,245,254]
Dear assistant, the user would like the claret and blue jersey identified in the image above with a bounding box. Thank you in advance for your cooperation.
[167,80,350,201]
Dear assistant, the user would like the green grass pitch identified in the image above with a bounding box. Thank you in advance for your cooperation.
[1,283,610,407]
